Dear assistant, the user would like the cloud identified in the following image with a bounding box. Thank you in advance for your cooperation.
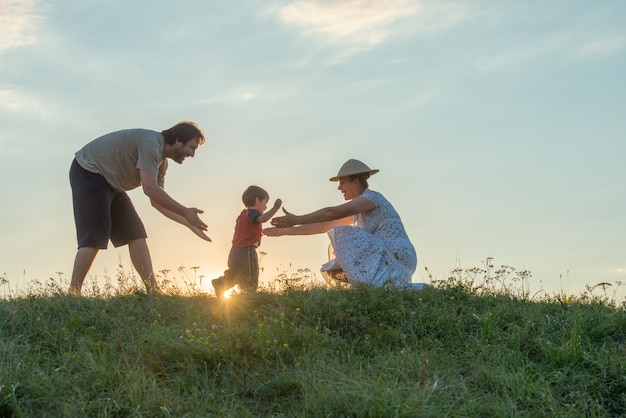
[190,84,295,106]
[0,88,44,112]
[472,28,625,73]
[277,1,474,65]
[575,35,626,58]
[229,84,296,104]
[0,0,43,51]
[475,45,547,72]
[279,0,420,46]
[475,32,626,72]
[474,32,571,72]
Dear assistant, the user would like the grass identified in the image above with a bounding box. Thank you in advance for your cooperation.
[0,266,624,417]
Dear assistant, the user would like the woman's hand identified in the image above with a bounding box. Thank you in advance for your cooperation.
[262,227,286,237]
[270,208,298,228]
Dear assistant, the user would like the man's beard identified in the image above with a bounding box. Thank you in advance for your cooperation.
[172,149,186,164]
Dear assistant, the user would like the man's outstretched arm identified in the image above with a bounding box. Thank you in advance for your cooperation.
[139,170,211,241]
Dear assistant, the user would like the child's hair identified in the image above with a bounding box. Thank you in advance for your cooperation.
[242,185,269,207]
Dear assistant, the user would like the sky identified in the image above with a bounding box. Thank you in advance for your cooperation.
[1,0,625,301]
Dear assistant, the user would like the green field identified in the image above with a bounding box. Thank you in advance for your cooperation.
[1,268,624,417]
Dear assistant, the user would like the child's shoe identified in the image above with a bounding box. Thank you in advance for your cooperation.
[212,277,227,298]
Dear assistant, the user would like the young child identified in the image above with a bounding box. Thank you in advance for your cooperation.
[212,185,282,297]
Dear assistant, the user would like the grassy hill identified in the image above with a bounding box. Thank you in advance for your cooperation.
[0,270,624,417]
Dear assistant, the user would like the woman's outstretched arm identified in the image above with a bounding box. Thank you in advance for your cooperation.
[271,196,375,228]
[263,217,351,237]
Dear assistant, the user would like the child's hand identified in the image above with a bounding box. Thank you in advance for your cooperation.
[273,199,282,209]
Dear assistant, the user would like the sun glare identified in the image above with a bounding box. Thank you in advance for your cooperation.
[201,269,224,294]
[223,286,240,299]
[202,269,242,299]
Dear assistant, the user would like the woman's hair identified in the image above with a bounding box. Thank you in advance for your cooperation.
[161,121,205,146]
[242,185,269,207]
[348,173,370,189]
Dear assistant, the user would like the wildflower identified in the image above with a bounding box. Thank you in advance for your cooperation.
[211,324,218,330]
[295,307,301,312]
[282,343,289,348]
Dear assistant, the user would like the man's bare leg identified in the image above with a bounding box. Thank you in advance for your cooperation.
[128,238,159,293]
[69,247,99,295]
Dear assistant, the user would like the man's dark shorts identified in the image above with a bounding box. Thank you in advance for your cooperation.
[70,159,147,249]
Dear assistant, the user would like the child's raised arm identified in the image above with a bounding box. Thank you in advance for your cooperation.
[256,198,282,223]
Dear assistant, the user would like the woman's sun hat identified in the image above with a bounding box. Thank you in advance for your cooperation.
[329,159,379,181]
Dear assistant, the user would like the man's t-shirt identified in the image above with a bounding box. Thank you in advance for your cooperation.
[75,129,167,192]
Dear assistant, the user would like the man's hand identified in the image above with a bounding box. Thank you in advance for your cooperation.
[184,207,208,230]
[190,225,212,241]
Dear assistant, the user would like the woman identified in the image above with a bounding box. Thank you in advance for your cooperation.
[264,159,417,287]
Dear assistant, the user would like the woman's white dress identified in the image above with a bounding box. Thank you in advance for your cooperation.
[321,189,417,287]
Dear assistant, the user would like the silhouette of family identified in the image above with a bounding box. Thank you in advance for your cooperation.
[69,121,417,296]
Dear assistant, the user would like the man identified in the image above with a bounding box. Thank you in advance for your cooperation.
[69,121,210,295]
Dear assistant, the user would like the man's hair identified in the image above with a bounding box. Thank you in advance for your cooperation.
[242,185,269,207]
[161,121,205,146]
